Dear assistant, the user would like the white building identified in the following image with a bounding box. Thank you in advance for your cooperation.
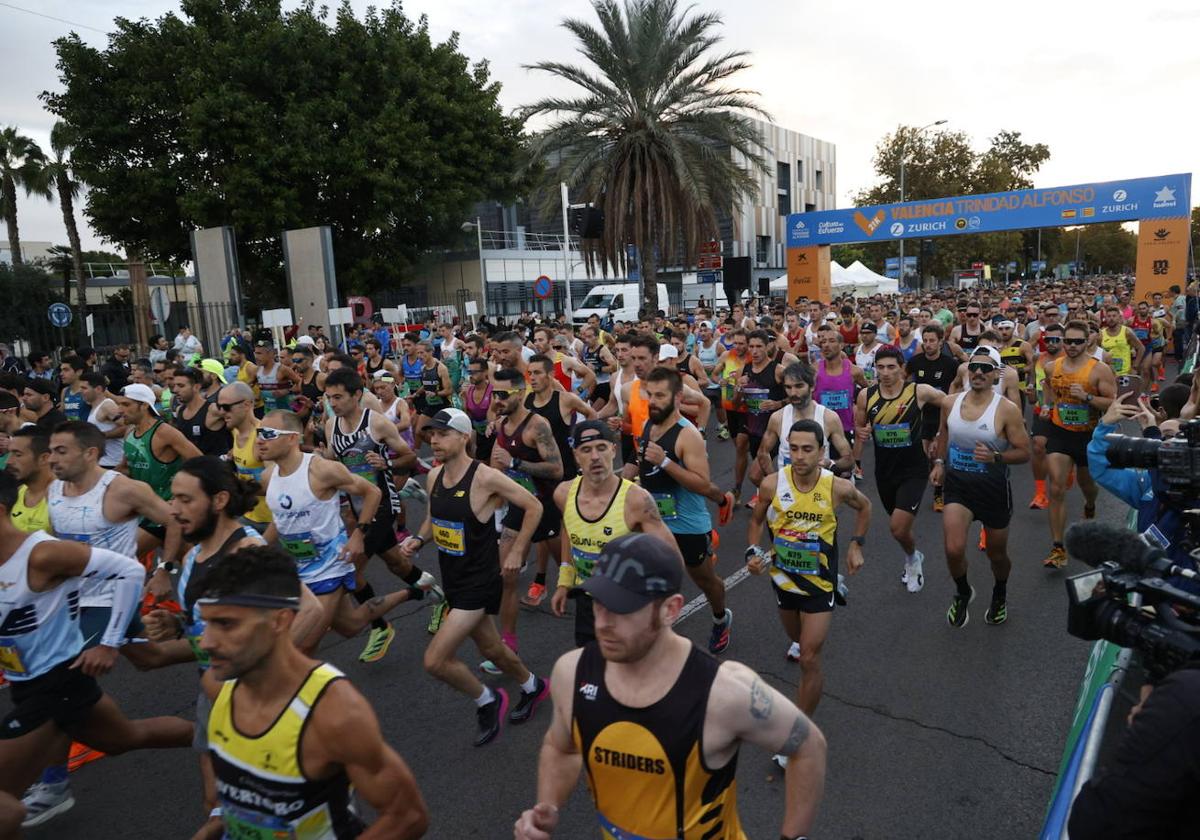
[0,240,55,266]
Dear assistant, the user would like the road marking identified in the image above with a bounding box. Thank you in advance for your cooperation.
[674,564,752,624]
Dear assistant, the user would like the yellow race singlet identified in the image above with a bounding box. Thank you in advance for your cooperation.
[1099,326,1133,375]
[766,467,839,596]
[231,422,272,523]
[560,476,634,588]
[11,485,50,534]
[208,663,363,839]
[237,360,264,410]
[999,342,1027,383]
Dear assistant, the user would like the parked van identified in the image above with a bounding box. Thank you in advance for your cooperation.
[572,283,669,326]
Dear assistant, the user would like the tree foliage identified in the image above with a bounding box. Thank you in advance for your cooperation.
[522,0,769,311]
[0,127,52,267]
[43,0,522,304]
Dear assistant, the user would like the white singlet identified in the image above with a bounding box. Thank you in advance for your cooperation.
[0,531,84,681]
[48,471,140,607]
[776,402,831,469]
[87,398,125,468]
[264,453,353,586]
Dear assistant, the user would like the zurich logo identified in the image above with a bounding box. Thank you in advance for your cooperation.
[1112,189,1127,202]
[279,494,293,510]
[889,222,905,237]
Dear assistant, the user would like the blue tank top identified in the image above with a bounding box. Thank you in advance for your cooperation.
[637,418,711,535]
[61,387,88,421]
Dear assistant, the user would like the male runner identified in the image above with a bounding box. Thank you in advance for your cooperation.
[931,351,1030,627]
[196,545,429,839]
[258,410,425,654]
[7,427,51,536]
[170,367,231,456]
[1026,322,1065,509]
[289,343,325,428]
[324,368,438,660]
[1041,320,1116,568]
[551,420,680,645]
[362,336,398,380]
[412,340,452,443]
[812,325,868,480]
[580,325,617,411]
[950,300,985,357]
[1099,304,1143,381]
[739,330,787,503]
[995,318,1034,409]
[906,322,959,511]
[948,334,1023,406]
[404,408,551,746]
[78,373,125,468]
[756,361,854,481]
[216,381,274,528]
[636,367,733,653]
[895,316,921,361]
[748,419,870,758]
[57,356,88,421]
[0,471,193,835]
[515,532,827,840]
[253,339,300,414]
[711,329,750,470]
[855,347,945,593]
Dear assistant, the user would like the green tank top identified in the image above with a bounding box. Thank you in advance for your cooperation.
[123,420,181,501]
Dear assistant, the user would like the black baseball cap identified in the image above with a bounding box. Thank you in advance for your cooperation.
[571,419,616,448]
[581,533,683,614]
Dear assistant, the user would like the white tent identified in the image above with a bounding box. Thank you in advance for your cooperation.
[770,260,898,300]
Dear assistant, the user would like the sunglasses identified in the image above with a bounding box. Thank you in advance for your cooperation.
[215,399,247,411]
[1063,338,1087,346]
[967,362,996,374]
[492,389,523,400]
[966,312,981,317]
[255,427,299,441]
[291,357,307,364]
[351,350,363,356]
[1044,337,1063,344]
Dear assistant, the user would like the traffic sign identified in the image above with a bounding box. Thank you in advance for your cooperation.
[47,303,72,328]
[150,287,171,324]
[697,270,722,285]
[698,240,723,270]
[533,275,553,300]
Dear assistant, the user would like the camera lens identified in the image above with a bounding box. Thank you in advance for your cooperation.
[1105,434,1162,470]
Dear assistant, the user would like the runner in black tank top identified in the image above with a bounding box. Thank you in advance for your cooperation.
[172,398,232,457]
[744,358,785,439]
[525,390,577,477]
[429,460,500,608]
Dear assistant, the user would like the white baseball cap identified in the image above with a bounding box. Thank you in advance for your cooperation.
[659,344,679,361]
[428,408,472,434]
[970,346,1003,368]
[121,383,160,415]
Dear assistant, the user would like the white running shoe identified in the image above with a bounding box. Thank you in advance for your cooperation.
[772,754,789,769]
[786,642,801,662]
[415,571,445,604]
[904,550,925,594]
[400,477,428,503]
[21,781,74,827]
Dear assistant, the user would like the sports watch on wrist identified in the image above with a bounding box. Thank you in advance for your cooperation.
[849,535,866,546]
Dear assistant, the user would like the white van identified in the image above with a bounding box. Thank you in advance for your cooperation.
[572,282,669,326]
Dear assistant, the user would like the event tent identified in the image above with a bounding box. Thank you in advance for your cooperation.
[770,260,899,298]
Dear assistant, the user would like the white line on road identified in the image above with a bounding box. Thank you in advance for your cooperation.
[674,564,753,624]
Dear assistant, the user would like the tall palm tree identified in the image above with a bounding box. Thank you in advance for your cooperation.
[0,127,51,267]
[44,122,87,324]
[523,0,769,313]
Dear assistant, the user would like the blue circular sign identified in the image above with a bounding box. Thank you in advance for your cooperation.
[533,275,553,299]
[48,303,72,328]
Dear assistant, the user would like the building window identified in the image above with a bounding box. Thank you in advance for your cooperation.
[776,162,790,216]
[756,235,771,264]
[814,169,824,191]
[796,160,804,182]
[805,203,816,213]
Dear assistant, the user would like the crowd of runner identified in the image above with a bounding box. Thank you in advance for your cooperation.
[0,275,1195,839]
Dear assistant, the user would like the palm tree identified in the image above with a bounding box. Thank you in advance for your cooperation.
[0,127,51,267]
[522,0,769,313]
[44,122,87,324]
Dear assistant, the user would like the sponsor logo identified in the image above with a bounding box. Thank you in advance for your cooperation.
[903,220,948,234]
[795,251,808,264]
[889,222,905,237]
[1155,228,1170,240]
[968,216,981,230]
[1153,259,1170,276]
[592,746,666,774]
[279,494,293,510]
[579,682,599,701]
[1112,189,1127,202]
[817,220,845,235]
[793,219,807,230]
[954,217,968,230]
[1102,203,1138,214]
[602,525,613,535]
[791,219,810,241]
[1153,186,1177,208]
[853,209,885,237]
[1081,207,1095,217]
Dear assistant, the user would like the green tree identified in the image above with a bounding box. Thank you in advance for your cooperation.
[0,263,67,343]
[0,127,51,267]
[42,122,87,327]
[44,0,521,303]
[522,0,769,313]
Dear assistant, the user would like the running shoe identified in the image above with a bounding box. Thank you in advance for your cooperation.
[786,641,801,662]
[359,623,395,663]
[521,582,547,607]
[744,493,759,510]
[946,585,975,629]
[474,688,509,747]
[479,659,502,676]
[400,477,428,503]
[509,677,550,724]
[708,609,733,654]
[426,601,448,635]
[21,782,74,827]
[717,424,730,440]
[853,465,864,482]
[1043,546,1067,569]
[835,573,848,606]
[772,754,789,770]
[984,597,1008,625]
[717,492,735,526]
[414,571,445,603]
[1083,503,1096,520]
[904,550,925,594]
[1028,493,1048,510]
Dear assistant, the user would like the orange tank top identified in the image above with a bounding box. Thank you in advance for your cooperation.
[1050,356,1099,431]
[628,378,649,439]
[552,353,574,392]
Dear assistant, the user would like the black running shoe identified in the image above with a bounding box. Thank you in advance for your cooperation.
[474,689,509,747]
[509,677,550,724]
[984,598,1007,625]
[947,585,975,629]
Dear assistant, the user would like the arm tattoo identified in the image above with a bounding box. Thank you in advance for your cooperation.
[640,492,663,525]
[779,713,811,755]
[523,420,564,479]
[749,676,773,721]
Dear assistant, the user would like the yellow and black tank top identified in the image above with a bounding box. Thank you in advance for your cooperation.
[572,643,745,840]
[208,662,363,839]
[11,485,50,534]
[561,476,634,589]
[231,423,272,524]
[999,342,1027,382]
[765,468,838,595]
[864,382,926,479]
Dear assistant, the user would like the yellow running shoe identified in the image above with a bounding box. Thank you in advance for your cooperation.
[359,623,395,663]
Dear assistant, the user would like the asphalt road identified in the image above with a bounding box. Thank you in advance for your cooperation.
[15,414,1121,840]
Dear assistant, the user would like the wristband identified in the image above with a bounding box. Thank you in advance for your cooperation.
[210,807,223,819]
[412,535,426,548]
[661,456,674,469]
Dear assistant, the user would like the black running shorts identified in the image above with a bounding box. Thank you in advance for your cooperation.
[944,471,1013,530]
[590,383,611,404]
[502,499,561,543]
[673,531,712,569]
[727,411,749,438]
[0,660,102,739]
[876,474,927,516]
[1031,413,1055,439]
[1045,424,1091,467]
[444,578,502,615]
[772,581,835,614]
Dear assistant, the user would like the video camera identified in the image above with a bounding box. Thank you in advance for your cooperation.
[1105,418,1200,507]
[1065,522,1200,680]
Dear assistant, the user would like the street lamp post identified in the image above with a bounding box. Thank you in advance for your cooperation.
[899,119,947,290]
[461,218,488,320]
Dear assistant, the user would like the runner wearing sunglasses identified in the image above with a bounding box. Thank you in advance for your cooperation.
[216,382,274,528]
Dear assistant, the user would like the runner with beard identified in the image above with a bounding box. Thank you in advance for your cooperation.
[461,356,495,463]
[906,322,959,512]
[7,428,52,536]
[78,373,125,469]
[170,367,231,457]
[812,325,869,479]
[487,367,563,670]
[995,319,1034,410]
[855,348,946,594]
[196,546,429,839]
[755,362,854,483]
[739,330,787,506]
[404,409,551,747]
[551,420,680,646]
[288,344,325,431]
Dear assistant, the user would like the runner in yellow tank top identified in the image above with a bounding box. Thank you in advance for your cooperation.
[5,428,52,534]
[515,532,827,840]
[552,420,682,646]
[1099,304,1144,377]
[217,381,272,524]
[1041,321,1117,568]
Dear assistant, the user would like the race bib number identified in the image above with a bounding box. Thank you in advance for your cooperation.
[742,387,769,414]
[1057,403,1090,428]
[432,517,465,556]
[571,546,599,581]
[949,443,987,474]
[0,642,26,674]
[652,492,678,521]
[505,468,536,495]
[222,801,334,840]
[1111,357,1126,372]
[819,389,850,411]
[773,530,821,574]
[873,422,912,448]
[280,534,317,560]
[342,452,372,475]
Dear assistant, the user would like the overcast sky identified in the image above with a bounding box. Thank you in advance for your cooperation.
[2,0,1197,252]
